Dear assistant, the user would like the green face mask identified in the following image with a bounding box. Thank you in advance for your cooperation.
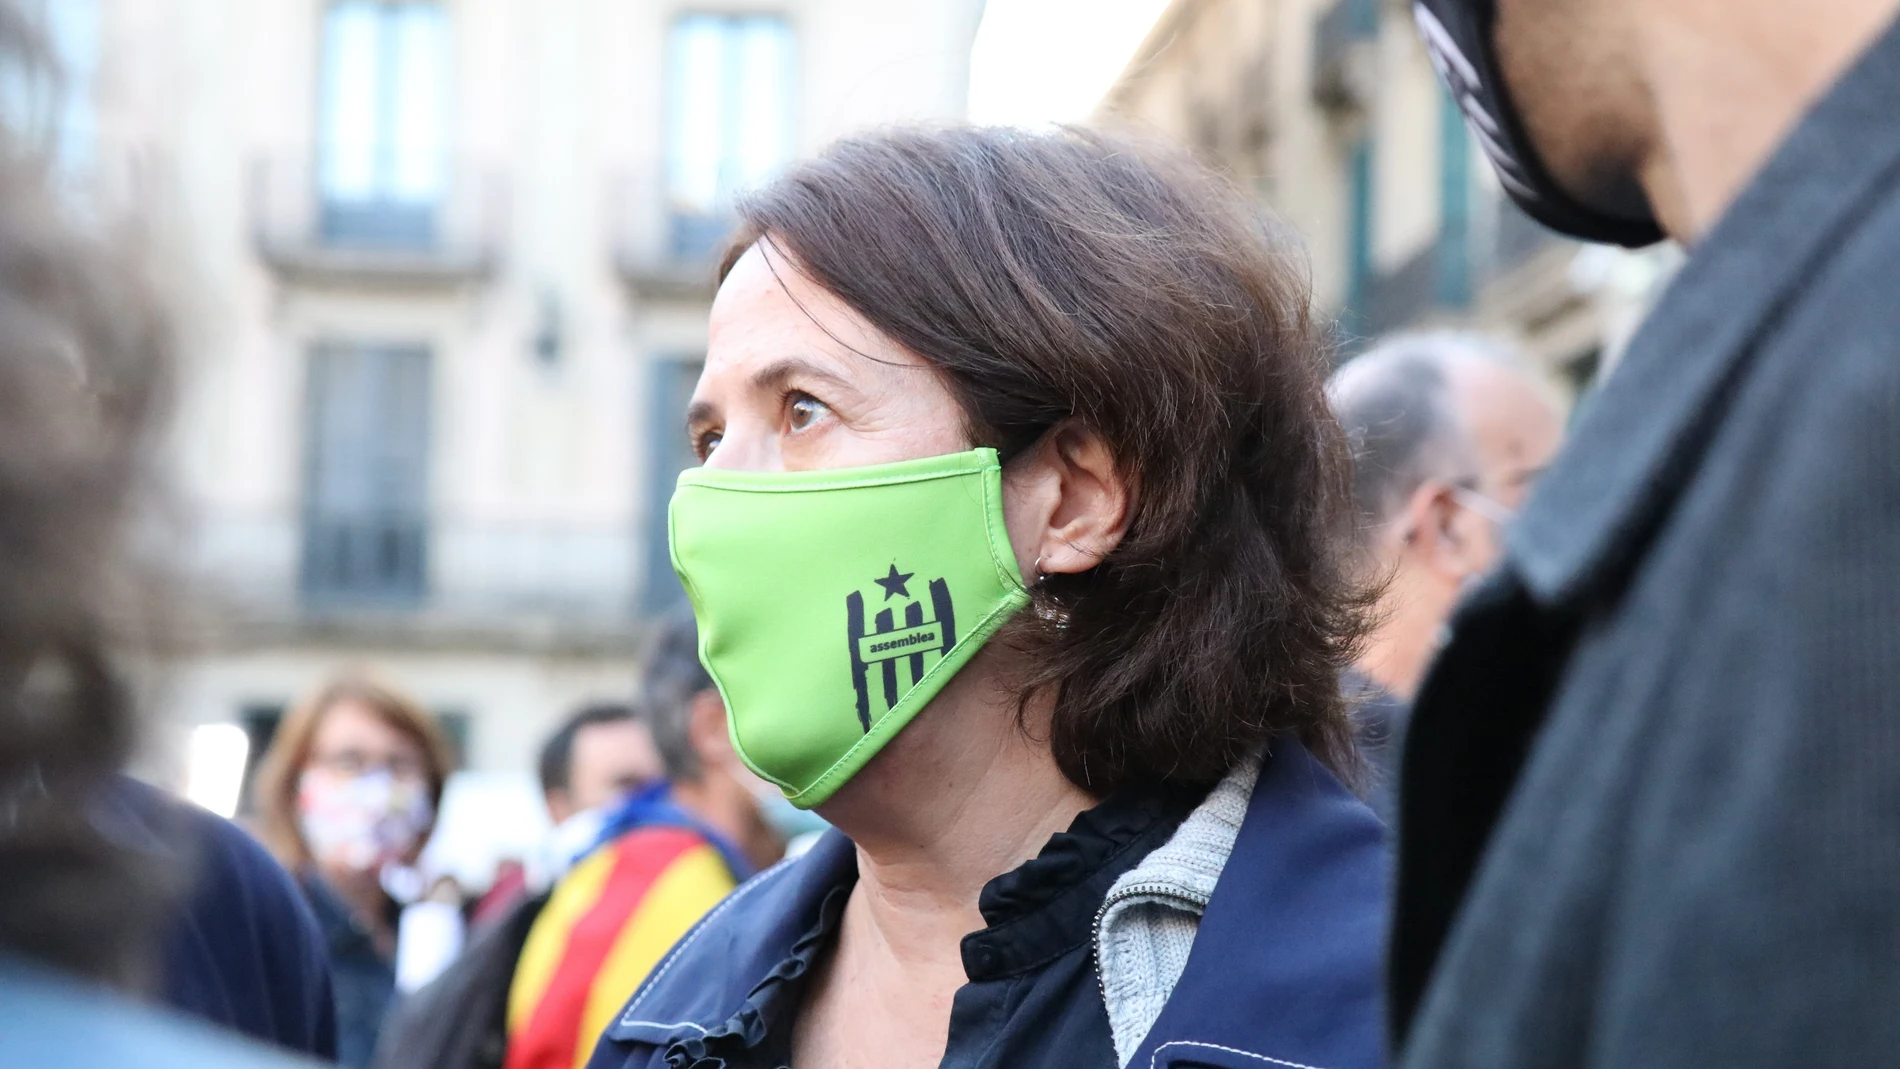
[669,448,1029,809]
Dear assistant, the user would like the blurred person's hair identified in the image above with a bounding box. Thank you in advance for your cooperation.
[721,125,1373,793]
[1326,332,1522,548]
[537,701,639,798]
[0,3,176,986]
[250,672,456,871]
[638,608,714,784]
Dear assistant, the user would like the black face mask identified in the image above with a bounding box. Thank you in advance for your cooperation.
[1412,0,1664,247]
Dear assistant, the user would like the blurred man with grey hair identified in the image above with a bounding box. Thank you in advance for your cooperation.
[1327,334,1563,814]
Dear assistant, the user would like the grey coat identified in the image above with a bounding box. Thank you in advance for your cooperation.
[1391,13,1900,1069]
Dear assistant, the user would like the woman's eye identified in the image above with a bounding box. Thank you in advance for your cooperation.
[787,394,828,432]
[694,429,722,462]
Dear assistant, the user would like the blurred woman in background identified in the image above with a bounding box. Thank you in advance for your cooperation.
[253,674,454,1067]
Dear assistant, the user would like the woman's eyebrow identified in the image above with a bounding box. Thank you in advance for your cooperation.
[749,356,856,396]
[682,356,856,430]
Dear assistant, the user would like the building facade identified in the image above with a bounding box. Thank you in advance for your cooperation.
[1101,0,1679,394]
[49,0,981,845]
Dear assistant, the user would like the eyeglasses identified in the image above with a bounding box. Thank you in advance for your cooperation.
[307,749,429,782]
[1451,484,1516,526]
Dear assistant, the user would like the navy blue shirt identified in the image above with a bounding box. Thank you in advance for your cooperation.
[302,873,400,1068]
[96,777,336,1058]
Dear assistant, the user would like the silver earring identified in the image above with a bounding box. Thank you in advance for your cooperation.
[1031,555,1070,628]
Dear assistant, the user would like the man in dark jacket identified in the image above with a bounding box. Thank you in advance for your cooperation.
[1394,1,1900,1067]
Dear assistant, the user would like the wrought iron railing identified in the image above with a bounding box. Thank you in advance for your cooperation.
[250,155,505,282]
[196,508,640,625]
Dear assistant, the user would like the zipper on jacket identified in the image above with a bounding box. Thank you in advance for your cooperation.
[1091,880,1213,1012]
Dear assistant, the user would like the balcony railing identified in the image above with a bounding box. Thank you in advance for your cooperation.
[191,508,641,637]
[1312,0,1379,112]
[301,510,428,609]
[611,165,734,301]
[250,155,506,285]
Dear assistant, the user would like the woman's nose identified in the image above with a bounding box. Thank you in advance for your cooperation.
[700,423,779,472]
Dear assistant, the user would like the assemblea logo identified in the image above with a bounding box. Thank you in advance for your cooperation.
[845,563,959,731]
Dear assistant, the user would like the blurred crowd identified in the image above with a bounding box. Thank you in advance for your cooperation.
[5,1,1900,1069]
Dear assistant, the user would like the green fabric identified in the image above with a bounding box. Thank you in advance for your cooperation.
[669,448,1030,808]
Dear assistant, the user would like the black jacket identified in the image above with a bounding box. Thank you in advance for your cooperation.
[1392,14,1900,1068]
[371,892,547,1069]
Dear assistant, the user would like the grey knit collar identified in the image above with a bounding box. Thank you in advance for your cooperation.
[1095,752,1262,1065]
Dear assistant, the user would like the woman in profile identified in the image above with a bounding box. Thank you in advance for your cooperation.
[589,126,1389,1069]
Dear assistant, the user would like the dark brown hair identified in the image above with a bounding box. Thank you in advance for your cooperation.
[251,671,455,871]
[0,3,175,985]
[722,125,1371,794]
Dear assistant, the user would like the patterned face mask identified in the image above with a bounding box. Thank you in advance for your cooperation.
[298,767,434,872]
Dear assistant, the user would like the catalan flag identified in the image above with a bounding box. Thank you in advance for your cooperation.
[503,824,739,1069]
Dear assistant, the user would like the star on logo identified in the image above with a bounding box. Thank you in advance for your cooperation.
[873,564,914,601]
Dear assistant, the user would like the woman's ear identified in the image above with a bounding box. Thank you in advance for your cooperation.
[1001,424,1132,579]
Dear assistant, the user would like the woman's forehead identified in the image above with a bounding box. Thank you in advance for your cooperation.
[315,700,421,751]
[706,243,926,383]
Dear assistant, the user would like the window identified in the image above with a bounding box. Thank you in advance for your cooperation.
[642,357,703,611]
[1435,83,1473,308]
[317,1,448,247]
[1346,134,1375,324]
[0,0,98,180]
[434,709,470,769]
[666,14,794,259]
[301,343,432,607]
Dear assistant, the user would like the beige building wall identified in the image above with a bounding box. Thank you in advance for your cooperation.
[1102,0,1679,395]
[66,0,981,853]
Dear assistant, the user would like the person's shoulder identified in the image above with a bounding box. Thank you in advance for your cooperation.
[1198,743,1388,1001]
[1709,180,1900,519]
[586,832,854,1066]
[560,823,738,909]
[98,776,335,1056]
[595,821,714,862]
[620,829,835,979]
[1121,750,1387,1069]
[98,776,302,910]
[0,960,323,1069]
[1774,180,1900,370]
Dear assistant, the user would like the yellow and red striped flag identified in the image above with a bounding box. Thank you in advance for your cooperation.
[504,826,737,1069]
